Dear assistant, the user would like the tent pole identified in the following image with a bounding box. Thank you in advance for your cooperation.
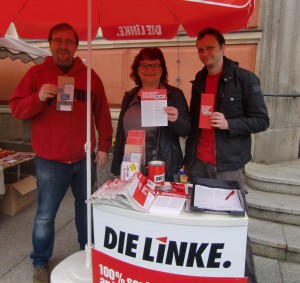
[85,0,93,269]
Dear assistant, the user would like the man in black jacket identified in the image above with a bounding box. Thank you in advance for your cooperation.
[185,27,269,283]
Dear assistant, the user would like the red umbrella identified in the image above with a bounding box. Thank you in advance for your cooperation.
[99,0,255,40]
[1,0,254,40]
[1,1,255,280]
[1,0,100,40]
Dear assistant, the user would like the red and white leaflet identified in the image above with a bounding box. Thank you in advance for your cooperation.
[89,180,115,203]
[141,89,167,127]
[88,172,158,212]
[199,93,215,129]
[156,182,187,198]
[126,172,158,210]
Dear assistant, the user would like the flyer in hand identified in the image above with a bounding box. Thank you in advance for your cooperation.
[199,93,215,129]
[141,89,167,127]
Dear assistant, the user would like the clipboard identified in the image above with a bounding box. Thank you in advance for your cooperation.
[190,177,245,216]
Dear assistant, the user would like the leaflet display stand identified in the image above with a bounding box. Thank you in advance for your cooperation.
[91,203,248,283]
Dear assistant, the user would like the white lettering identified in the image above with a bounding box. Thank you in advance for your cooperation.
[154,173,165,183]
[116,25,163,37]
[124,26,132,36]
[130,25,138,36]
[117,26,124,37]
[155,25,162,35]
[140,25,145,35]
[146,25,152,35]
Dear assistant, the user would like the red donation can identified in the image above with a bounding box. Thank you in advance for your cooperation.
[148,160,165,185]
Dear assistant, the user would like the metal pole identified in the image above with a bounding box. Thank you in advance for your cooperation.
[85,0,93,269]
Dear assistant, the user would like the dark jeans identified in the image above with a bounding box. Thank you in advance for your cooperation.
[30,156,95,268]
[188,158,257,283]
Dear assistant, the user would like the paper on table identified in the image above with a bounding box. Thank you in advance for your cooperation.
[141,89,167,127]
[149,195,186,215]
[193,184,243,212]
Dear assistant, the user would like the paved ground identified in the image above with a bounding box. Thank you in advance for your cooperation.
[1,172,300,282]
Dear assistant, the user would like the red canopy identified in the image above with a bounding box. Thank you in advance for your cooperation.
[1,0,255,40]
[0,0,256,270]
[99,0,255,40]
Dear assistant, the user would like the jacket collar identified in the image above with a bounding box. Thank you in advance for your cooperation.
[192,56,239,84]
[43,56,85,76]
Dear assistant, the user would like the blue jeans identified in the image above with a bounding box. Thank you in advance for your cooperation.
[30,155,95,268]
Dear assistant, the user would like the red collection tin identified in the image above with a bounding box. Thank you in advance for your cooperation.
[148,160,165,185]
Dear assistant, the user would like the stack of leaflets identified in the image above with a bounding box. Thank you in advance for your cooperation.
[149,182,187,216]
[88,172,158,213]
[121,130,145,181]
[88,173,190,216]
[123,129,145,165]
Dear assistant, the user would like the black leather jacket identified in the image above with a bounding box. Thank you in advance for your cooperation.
[111,83,191,181]
[185,56,269,172]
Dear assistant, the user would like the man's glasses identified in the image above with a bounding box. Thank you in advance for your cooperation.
[51,38,77,46]
[139,63,161,70]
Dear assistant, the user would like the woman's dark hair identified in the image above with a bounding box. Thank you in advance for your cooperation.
[48,23,79,46]
[130,47,168,86]
[197,27,225,48]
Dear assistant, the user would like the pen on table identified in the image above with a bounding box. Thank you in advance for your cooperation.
[225,190,235,200]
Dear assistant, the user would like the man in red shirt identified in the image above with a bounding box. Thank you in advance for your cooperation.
[10,23,113,283]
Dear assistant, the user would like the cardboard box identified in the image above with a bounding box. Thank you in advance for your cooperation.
[0,175,37,216]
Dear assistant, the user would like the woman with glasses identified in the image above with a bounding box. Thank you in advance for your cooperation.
[111,47,191,182]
